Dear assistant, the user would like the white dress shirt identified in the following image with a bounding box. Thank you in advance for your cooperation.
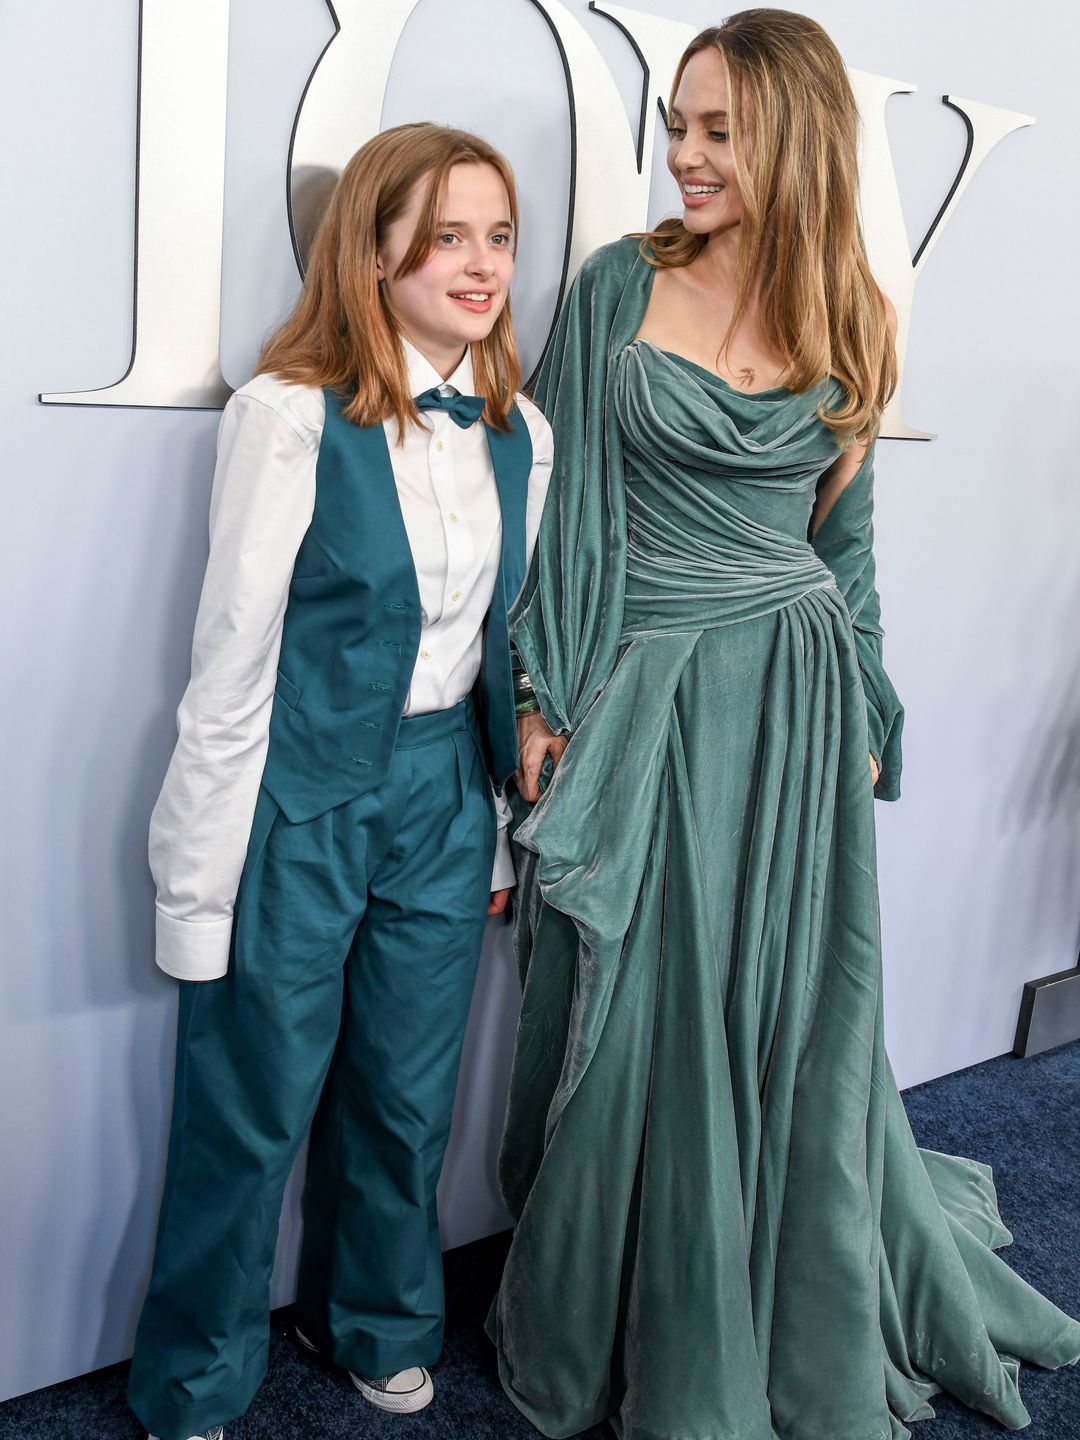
[149,340,552,981]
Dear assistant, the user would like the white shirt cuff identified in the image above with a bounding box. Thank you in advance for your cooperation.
[155,908,233,981]
[491,821,516,891]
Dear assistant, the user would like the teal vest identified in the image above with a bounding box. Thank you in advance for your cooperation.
[260,389,532,824]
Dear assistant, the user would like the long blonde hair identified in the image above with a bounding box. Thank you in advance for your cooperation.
[640,10,896,441]
[257,123,522,437]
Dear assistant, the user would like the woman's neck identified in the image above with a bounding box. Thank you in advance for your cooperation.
[688,228,768,317]
[694,226,740,287]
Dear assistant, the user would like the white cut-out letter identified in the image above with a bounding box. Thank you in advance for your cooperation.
[41,0,230,409]
[852,73,1034,439]
[526,0,692,351]
[288,0,423,271]
[850,70,927,439]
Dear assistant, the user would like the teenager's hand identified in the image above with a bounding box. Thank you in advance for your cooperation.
[517,713,568,803]
[870,753,880,787]
[488,888,511,917]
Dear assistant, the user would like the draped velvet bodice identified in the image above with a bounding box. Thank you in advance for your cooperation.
[612,340,845,641]
[616,339,844,539]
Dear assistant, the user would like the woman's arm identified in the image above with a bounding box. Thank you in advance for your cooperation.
[509,241,642,802]
[510,241,638,738]
[809,298,902,795]
[810,440,904,799]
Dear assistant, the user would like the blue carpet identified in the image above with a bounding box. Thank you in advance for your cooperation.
[1,1043,1076,1440]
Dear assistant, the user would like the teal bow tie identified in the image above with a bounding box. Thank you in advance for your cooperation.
[415,387,486,429]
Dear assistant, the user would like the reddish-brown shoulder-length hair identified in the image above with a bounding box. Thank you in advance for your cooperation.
[639,11,896,442]
[256,123,522,439]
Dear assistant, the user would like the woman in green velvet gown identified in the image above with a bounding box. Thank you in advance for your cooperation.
[487,11,1080,1440]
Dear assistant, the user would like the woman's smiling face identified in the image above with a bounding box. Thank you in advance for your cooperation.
[666,46,745,238]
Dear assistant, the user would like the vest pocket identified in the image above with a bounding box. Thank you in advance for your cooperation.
[275,669,302,710]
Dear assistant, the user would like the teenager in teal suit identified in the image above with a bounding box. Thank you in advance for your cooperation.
[127,124,552,1440]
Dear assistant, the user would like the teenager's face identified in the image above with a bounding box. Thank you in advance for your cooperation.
[376,161,515,378]
[666,47,745,238]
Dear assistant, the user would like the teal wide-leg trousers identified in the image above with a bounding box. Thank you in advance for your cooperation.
[128,700,496,1440]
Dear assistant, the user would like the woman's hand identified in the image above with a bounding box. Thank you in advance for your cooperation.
[517,712,568,803]
[870,753,880,787]
[488,889,511,917]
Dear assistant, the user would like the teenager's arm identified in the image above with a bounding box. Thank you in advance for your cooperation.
[149,389,321,980]
[492,791,516,891]
[518,396,554,579]
[490,397,556,875]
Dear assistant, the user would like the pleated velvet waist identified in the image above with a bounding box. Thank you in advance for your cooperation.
[620,477,836,643]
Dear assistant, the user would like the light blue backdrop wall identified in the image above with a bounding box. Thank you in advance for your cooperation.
[2,0,1078,1403]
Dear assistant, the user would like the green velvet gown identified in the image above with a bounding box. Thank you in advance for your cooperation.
[487,238,1080,1440]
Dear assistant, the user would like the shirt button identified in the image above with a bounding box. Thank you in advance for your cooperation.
[420,649,432,660]
[449,512,459,523]
[450,590,461,602]
[435,440,445,453]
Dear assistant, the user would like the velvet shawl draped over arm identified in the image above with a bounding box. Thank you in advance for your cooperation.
[510,239,648,733]
[811,446,905,800]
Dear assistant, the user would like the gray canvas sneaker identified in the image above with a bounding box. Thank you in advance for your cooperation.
[296,1326,434,1414]
[348,1366,434,1414]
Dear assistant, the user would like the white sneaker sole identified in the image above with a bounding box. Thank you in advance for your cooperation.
[148,1431,223,1439]
[349,1368,434,1413]
[295,1325,434,1413]
[148,1431,222,1440]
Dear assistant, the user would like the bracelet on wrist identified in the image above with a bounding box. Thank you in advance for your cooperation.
[515,697,541,717]
[512,666,537,708]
